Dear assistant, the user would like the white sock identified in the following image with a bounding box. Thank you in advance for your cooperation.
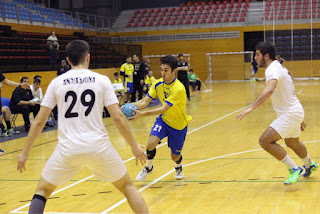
[175,163,182,168]
[146,160,153,170]
[302,154,312,168]
[281,154,298,169]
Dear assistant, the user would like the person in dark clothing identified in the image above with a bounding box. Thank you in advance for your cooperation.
[177,54,190,101]
[132,54,147,102]
[10,77,40,132]
[57,60,70,76]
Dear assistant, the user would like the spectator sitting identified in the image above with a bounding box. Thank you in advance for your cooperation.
[144,70,156,93]
[113,72,125,106]
[188,69,201,91]
[10,77,40,132]
[30,77,43,103]
[0,105,16,137]
[57,59,71,76]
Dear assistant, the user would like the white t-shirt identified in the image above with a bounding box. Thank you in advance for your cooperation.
[41,69,119,154]
[47,35,58,41]
[265,60,304,116]
[30,84,43,101]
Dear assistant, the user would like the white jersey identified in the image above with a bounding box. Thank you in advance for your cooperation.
[265,60,304,116]
[41,69,119,154]
[30,84,43,101]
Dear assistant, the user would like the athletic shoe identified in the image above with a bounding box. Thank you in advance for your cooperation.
[136,166,153,181]
[284,167,304,185]
[303,161,319,177]
[175,166,184,180]
[0,149,5,155]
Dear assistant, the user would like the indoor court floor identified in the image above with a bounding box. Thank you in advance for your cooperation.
[1,80,320,214]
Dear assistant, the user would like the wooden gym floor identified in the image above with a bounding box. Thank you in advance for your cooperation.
[1,80,320,214]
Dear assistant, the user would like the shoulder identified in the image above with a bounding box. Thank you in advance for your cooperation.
[173,80,185,92]
[153,78,165,89]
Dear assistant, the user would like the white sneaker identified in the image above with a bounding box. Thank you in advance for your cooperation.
[136,166,153,181]
[175,166,184,180]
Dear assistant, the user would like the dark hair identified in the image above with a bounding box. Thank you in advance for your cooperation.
[66,40,90,66]
[255,41,277,60]
[20,76,29,83]
[160,55,178,71]
[34,78,41,84]
[126,55,132,59]
[133,53,140,58]
[34,75,41,80]
[178,53,183,57]
[114,72,119,76]
[189,68,193,72]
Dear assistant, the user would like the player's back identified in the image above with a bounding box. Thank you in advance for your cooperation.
[44,69,118,154]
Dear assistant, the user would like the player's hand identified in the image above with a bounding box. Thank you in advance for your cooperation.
[17,153,28,173]
[300,121,307,131]
[21,83,30,89]
[140,79,144,86]
[128,109,143,121]
[236,107,253,120]
[30,101,36,106]
[131,144,147,166]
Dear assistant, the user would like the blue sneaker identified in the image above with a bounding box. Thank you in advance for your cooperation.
[284,167,304,185]
[303,161,319,177]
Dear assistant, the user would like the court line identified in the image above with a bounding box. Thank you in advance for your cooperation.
[10,105,249,214]
[271,186,287,214]
[102,139,320,213]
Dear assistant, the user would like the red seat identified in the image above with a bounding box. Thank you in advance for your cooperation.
[317,14,320,18]
[303,0,309,4]
[184,7,190,11]
[227,9,233,13]
[187,2,193,7]
[142,9,147,14]
[133,23,139,27]
[195,15,201,19]
[185,20,191,24]
[302,10,308,14]
[223,18,229,22]
[243,3,249,7]
[151,17,156,22]
[210,14,216,18]
[294,10,300,14]
[143,18,149,22]
[199,6,205,10]
[194,2,200,6]
[228,4,234,9]
[230,0,236,4]
[208,19,214,23]
[135,10,140,14]
[214,5,220,9]
[245,0,250,2]
[140,23,146,27]
[178,20,184,25]
[301,14,307,18]
[286,15,292,19]
[219,9,225,13]
[192,6,198,11]
[169,8,175,12]
[190,11,195,15]
[212,9,218,13]
[138,14,145,18]
[177,7,183,11]
[148,22,154,26]
[175,11,181,16]
[296,1,302,5]
[218,14,224,18]
[309,14,315,18]
[155,21,161,26]
[173,16,178,20]
[146,13,152,17]
[170,21,176,25]
[279,11,285,15]
[168,12,174,16]
[165,17,171,21]
[223,1,228,4]
[180,16,186,20]
[235,8,241,12]
[240,12,246,17]
[203,14,208,19]
[242,8,248,12]
[221,5,227,9]
[129,19,134,23]
[216,18,221,22]
[216,1,221,5]
[208,1,214,5]
[231,18,237,22]
[126,23,131,27]
[204,10,210,14]
[156,9,162,13]
[294,14,300,19]
[238,0,243,3]
[278,15,284,20]
[180,3,185,7]
[233,13,239,17]
[158,17,164,21]
[225,13,231,18]
[148,9,154,14]
[187,15,193,20]
[163,8,168,12]
[183,11,188,15]
[239,17,245,21]
[192,20,199,24]
[163,21,168,25]
[197,11,203,15]
[280,6,286,10]
[201,1,207,6]
[206,5,212,10]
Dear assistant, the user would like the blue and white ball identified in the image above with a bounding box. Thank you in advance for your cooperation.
[121,103,137,118]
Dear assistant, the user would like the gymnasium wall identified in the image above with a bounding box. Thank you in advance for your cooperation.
[111,23,320,81]
[1,68,119,99]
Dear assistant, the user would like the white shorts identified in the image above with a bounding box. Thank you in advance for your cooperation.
[270,113,304,139]
[41,145,127,186]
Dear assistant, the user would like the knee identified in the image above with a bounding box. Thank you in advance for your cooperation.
[259,136,269,149]
[171,153,180,162]
[285,141,296,149]
[2,106,9,113]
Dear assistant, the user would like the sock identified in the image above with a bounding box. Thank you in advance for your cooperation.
[5,121,11,130]
[302,154,312,168]
[281,154,298,169]
[146,148,156,170]
[175,156,183,169]
[29,194,47,214]
[0,124,5,133]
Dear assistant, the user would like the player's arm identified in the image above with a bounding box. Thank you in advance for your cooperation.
[2,78,29,88]
[177,66,189,71]
[132,94,152,109]
[130,102,170,121]
[107,103,147,165]
[236,79,278,120]
[17,107,52,172]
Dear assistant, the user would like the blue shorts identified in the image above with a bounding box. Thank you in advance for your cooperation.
[150,116,187,155]
[125,82,134,93]
[253,68,258,74]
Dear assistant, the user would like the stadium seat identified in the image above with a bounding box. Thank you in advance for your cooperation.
[163,8,168,12]
[133,23,138,27]
[242,8,248,12]
[203,14,208,19]
[225,14,231,18]
[184,7,190,11]
[182,11,188,15]
[216,1,222,5]
[223,1,228,4]
[169,8,175,12]
[199,6,205,10]
[200,19,207,24]
[187,2,193,7]
[187,15,193,20]
[227,9,233,13]
[206,5,212,10]
[158,17,164,21]
[174,11,181,16]
[148,22,153,26]
[134,10,140,14]
[195,15,201,19]
[208,1,214,5]
[126,23,131,27]
[156,8,162,13]
[140,23,146,27]
[170,21,176,25]
[210,14,216,19]
[208,19,214,23]
[301,14,307,19]
[142,9,147,14]
[178,20,184,25]
[143,18,149,22]
[180,16,186,20]
[165,17,171,21]
[286,15,292,19]
[173,16,178,20]
[204,10,210,15]
[228,4,234,9]
[163,21,168,25]
[309,14,315,18]
[218,14,224,18]
[180,3,185,7]
[214,5,219,9]
[294,14,300,19]
[155,21,161,26]
[192,20,199,24]
[233,13,239,17]
[221,5,227,9]
[201,1,207,6]
[192,6,197,11]
[148,9,154,14]
[238,0,243,3]
[190,11,195,15]
[216,18,221,23]
[240,12,246,17]
[177,7,183,11]
[197,11,203,15]
[185,20,191,24]
[194,2,200,6]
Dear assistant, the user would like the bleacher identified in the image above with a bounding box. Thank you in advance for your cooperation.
[263,0,320,21]
[0,0,89,28]
[0,24,123,71]
[125,0,250,28]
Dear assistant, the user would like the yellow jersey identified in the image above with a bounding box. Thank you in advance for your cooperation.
[120,63,134,83]
[114,78,122,84]
[145,75,156,85]
[147,78,192,130]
